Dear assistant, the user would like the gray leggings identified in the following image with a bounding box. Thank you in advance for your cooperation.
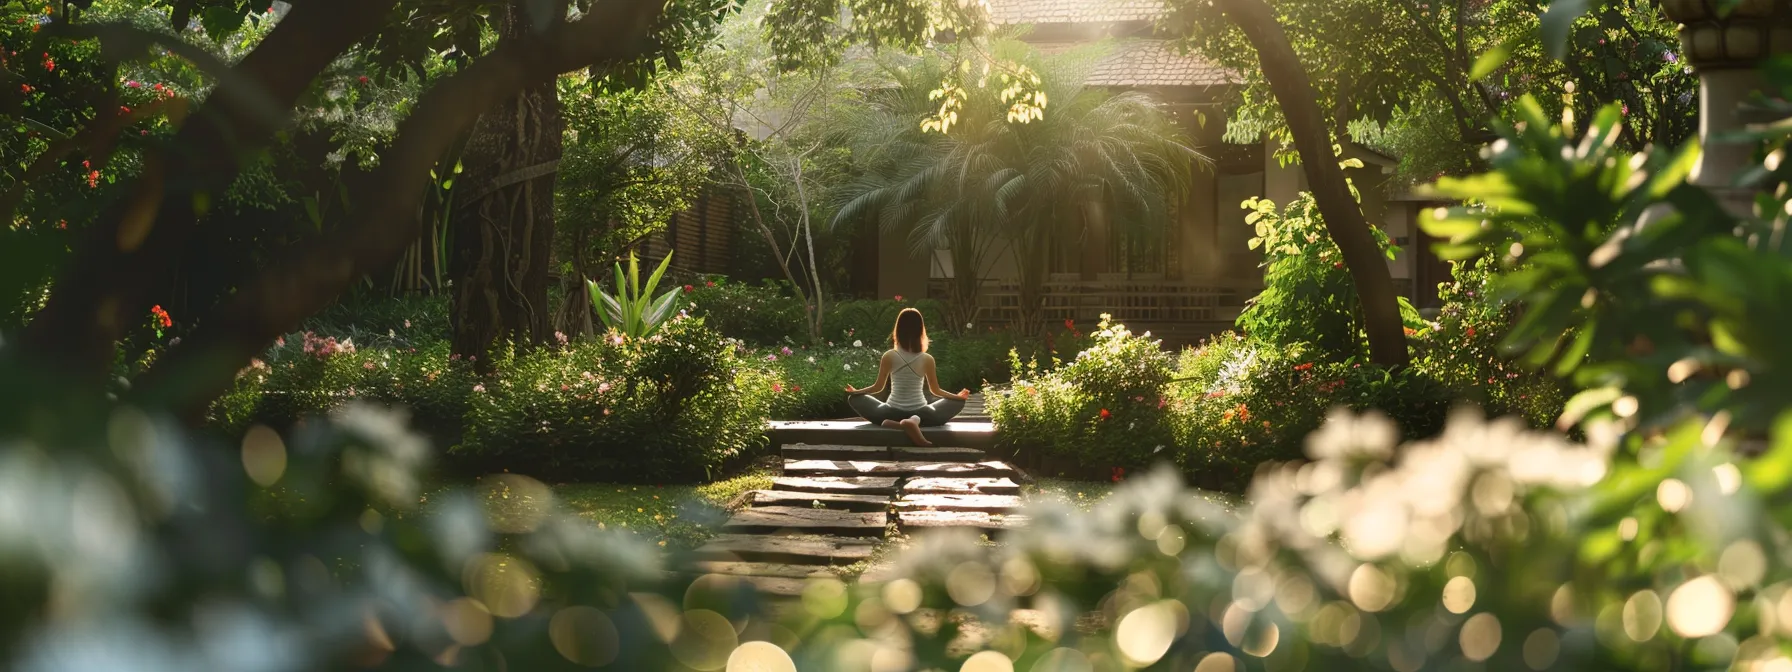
[848,393,965,427]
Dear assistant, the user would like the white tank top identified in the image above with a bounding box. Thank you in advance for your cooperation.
[888,350,928,410]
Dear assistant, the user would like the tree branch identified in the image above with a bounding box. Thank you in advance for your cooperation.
[132,0,671,415]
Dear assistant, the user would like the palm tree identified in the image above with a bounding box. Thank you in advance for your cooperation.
[834,41,1206,335]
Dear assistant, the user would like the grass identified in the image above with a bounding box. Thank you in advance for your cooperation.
[1023,478,1118,510]
[463,460,777,552]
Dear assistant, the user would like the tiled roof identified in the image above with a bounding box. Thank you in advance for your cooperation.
[1037,40,1236,88]
[988,0,1167,25]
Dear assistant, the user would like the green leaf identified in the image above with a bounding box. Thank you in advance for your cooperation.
[201,5,247,41]
[1540,0,1591,60]
[1558,386,1622,430]
[1470,41,1514,81]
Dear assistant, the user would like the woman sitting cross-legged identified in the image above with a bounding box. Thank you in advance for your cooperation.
[844,307,970,447]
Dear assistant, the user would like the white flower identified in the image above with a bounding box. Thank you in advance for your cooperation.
[853,340,863,347]
[845,364,853,371]
[966,323,973,329]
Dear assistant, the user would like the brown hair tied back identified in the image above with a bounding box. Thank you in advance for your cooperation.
[892,307,929,353]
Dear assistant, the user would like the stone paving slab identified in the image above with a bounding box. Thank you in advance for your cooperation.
[781,444,890,461]
[750,489,891,511]
[898,510,1030,532]
[909,461,1020,478]
[689,561,840,580]
[902,477,1022,495]
[891,446,988,462]
[782,459,913,476]
[771,476,900,495]
[770,420,996,449]
[723,507,888,536]
[691,534,877,565]
[783,460,1019,478]
[894,493,1023,513]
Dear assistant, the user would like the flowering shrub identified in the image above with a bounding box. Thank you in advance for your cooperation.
[988,316,1175,472]
[994,323,1458,487]
[454,319,774,481]
[682,276,809,345]
[1412,256,1570,428]
[213,320,770,481]
[1236,191,1423,360]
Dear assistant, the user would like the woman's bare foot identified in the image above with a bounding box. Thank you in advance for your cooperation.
[899,416,933,447]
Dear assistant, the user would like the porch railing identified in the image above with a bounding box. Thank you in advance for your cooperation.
[929,275,1265,329]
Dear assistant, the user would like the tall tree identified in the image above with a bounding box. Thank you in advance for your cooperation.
[2,0,1047,420]
[1199,0,1411,366]
[448,0,566,366]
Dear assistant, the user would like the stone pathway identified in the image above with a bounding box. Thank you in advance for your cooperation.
[685,419,1026,596]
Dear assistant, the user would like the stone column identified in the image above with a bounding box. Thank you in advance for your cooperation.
[1660,0,1792,212]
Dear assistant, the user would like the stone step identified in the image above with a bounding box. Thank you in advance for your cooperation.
[902,477,1022,496]
[722,507,888,537]
[781,444,889,461]
[898,510,1030,533]
[691,534,877,565]
[771,476,900,496]
[769,420,996,449]
[782,460,1018,479]
[892,446,988,462]
[689,561,840,580]
[750,489,891,511]
[910,461,1021,478]
[895,493,1022,513]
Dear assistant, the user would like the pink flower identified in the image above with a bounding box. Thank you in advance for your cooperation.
[684,284,695,293]
[125,80,141,88]
[561,384,570,392]
[403,320,411,328]
[472,384,485,393]
[780,346,793,356]
[894,295,904,301]
[364,361,376,370]
[772,383,784,393]
[597,382,611,394]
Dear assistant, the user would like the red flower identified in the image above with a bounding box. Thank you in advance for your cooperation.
[1099,408,1111,420]
[119,106,131,115]
[150,305,172,328]
[705,281,715,287]
[358,75,370,84]
[86,170,100,188]
[1465,325,1477,338]
[894,295,904,301]
[1064,319,1075,330]
[683,284,694,293]
[1293,362,1313,371]
[1111,467,1125,482]
[19,84,31,94]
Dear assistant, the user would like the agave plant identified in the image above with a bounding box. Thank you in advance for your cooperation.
[588,251,682,338]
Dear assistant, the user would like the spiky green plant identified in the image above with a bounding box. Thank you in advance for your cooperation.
[588,251,681,338]
[834,40,1205,334]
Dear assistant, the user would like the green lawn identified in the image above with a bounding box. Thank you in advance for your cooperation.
[1023,478,1118,510]
[465,466,774,552]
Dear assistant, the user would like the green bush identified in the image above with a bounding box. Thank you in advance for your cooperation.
[301,293,450,344]
[761,345,885,419]
[1235,192,1423,360]
[454,319,773,481]
[822,296,949,344]
[683,276,808,345]
[1413,256,1569,428]
[988,316,1175,472]
[208,334,476,439]
[1166,334,1454,485]
[992,320,1460,487]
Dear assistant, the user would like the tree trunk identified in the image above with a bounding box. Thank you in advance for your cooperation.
[1213,0,1410,366]
[449,2,563,368]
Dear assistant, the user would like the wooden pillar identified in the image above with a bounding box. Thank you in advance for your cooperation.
[1079,195,1109,281]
